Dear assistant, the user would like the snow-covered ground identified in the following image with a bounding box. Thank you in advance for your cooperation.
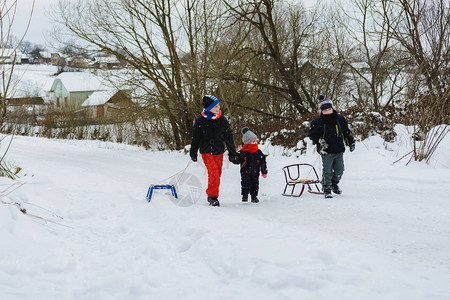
[1,126,449,300]
[8,65,58,98]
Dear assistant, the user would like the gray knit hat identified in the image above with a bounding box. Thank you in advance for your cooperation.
[242,127,257,144]
[318,95,333,112]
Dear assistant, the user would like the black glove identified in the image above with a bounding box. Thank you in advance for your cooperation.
[191,156,197,162]
[349,144,355,152]
[229,155,240,165]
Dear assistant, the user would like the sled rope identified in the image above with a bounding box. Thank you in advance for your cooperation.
[305,154,321,180]
[160,160,192,183]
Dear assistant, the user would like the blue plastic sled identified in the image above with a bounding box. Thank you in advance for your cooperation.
[146,184,178,202]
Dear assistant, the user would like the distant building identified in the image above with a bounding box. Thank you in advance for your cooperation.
[67,56,91,69]
[7,96,45,106]
[6,96,50,126]
[93,56,121,69]
[51,52,66,66]
[21,54,31,64]
[50,72,109,110]
[39,51,52,64]
[81,90,132,118]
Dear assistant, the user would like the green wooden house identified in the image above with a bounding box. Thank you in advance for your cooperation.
[50,72,108,110]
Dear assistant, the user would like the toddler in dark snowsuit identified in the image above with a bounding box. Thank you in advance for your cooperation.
[237,127,268,203]
[308,95,355,198]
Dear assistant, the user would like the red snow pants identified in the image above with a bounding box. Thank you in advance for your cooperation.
[201,153,223,197]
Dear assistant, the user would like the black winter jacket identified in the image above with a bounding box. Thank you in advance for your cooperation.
[308,110,355,154]
[190,115,237,159]
[237,149,268,177]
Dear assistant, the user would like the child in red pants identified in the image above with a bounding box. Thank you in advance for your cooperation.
[190,95,238,206]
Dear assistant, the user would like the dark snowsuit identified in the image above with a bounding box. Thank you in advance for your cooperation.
[237,147,267,197]
[190,115,237,158]
[190,114,237,197]
[308,110,354,188]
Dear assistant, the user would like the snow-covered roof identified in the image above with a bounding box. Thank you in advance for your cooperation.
[81,90,118,107]
[52,72,109,92]
[40,51,51,58]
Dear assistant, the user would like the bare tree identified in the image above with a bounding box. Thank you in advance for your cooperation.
[53,0,228,148]
[222,0,325,117]
[28,44,45,62]
[387,0,449,162]
[334,0,408,114]
[0,0,34,179]
[17,39,32,54]
[391,0,449,105]
[1,0,35,122]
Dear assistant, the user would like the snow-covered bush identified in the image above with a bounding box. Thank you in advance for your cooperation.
[345,108,396,142]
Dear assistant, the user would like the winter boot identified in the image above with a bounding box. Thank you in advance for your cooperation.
[242,194,248,202]
[331,183,342,194]
[207,196,220,207]
[251,195,259,203]
[323,187,333,199]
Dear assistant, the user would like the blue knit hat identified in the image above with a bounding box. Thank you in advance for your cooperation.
[202,95,220,111]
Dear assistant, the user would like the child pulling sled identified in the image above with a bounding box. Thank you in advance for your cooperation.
[308,95,355,198]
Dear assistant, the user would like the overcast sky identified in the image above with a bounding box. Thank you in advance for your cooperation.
[11,0,58,47]
[12,0,328,49]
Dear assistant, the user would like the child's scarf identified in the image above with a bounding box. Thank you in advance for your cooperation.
[241,144,258,153]
[202,109,222,120]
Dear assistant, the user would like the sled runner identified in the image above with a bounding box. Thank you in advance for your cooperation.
[282,163,322,197]
[146,184,178,202]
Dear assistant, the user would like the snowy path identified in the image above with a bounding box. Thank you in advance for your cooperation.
[1,135,449,299]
